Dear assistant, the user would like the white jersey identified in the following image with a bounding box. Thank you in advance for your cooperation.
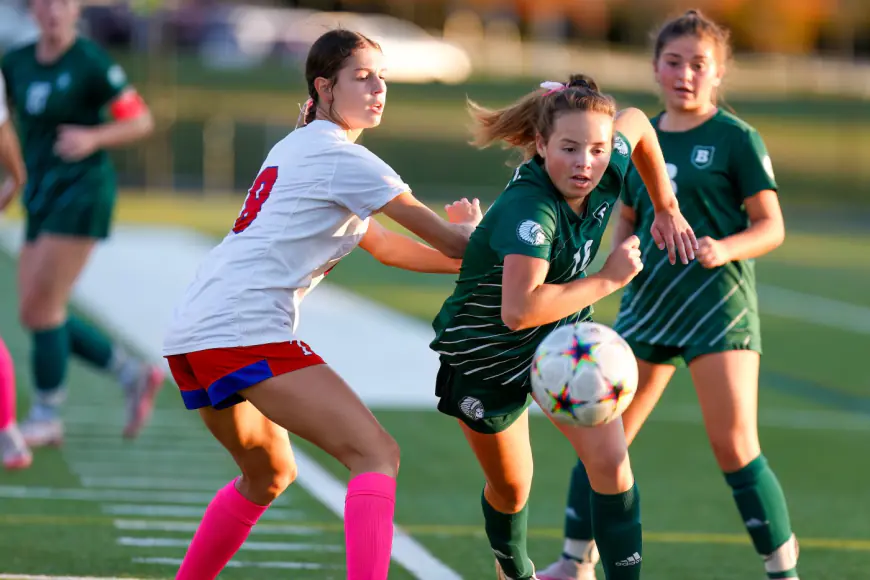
[0,71,8,125]
[163,120,409,355]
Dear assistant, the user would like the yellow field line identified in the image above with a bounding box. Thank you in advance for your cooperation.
[2,514,868,552]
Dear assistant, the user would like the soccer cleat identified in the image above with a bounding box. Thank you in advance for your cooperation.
[19,416,64,448]
[764,534,799,579]
[0,426,33,470]
[123,363,165,439]
[537,557,598,580]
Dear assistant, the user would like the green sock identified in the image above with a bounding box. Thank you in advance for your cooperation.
[67,314,114,370]
[725,455,795,574]
[31,326,70,418]
[481,490,535,579]
[592,483,642,580]
[565,459,594,540]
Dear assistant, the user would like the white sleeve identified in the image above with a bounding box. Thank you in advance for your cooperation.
[328,145,410,219]
[0,72,8,126]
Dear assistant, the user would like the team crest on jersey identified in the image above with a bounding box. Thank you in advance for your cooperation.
[56,72,71,91]
[517,220,547,246]
[25,82,52,115]
[691,146,715,169]
[613,135,629,156]
[591,202,610,225]
[459,396,485,421]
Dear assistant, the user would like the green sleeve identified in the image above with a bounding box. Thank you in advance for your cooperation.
[733,129,777,199]
[88,49,129,109]
[610,131,633,181]
[489,192,558,261]
[620,165,639,208]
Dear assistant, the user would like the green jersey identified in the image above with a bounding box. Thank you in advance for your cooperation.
[431,133,633,389]
[1,38,128,216]
[614,110,776,351]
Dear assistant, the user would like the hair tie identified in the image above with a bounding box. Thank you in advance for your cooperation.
[296,98,315,129]
[539,81,566,96]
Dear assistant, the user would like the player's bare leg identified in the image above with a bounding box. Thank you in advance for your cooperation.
[690,351,799,579]
[460,410,537,580]
[17,236,94,447]
[541,403,641,580]
[539,359,673,580]
[176,401,295,579]
[241,364,400,580]
[17,234,164,446]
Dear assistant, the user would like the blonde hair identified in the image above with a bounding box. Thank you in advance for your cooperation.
[468,74,617,162]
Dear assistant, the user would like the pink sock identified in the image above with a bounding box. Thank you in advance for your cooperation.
[0,336,16,431]
[176,478,269,580]
[345,472,397,580]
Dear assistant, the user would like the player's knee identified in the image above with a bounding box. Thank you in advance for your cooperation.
[340,428,400,478]
[486,477,531,513]
[19,298,63,330]
[709,429,760,473]
[239,452,297,504]
[583,446,632,492]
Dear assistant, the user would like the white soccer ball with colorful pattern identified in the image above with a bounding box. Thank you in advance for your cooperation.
[530,322,638,427]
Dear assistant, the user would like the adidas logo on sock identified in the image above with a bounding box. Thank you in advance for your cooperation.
[615,552,642,566]
[745,518,770,528]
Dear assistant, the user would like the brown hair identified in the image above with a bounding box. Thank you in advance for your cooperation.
[299,29,381,127]
[653,9,732,103]
[468,74,617,162]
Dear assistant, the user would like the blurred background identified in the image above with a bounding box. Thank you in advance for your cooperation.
[2,0,869,209]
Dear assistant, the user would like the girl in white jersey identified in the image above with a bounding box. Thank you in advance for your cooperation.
[0,69,29,470]
[162,29,482,580]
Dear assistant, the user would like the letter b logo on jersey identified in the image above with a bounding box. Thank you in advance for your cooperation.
[691,146,715,169]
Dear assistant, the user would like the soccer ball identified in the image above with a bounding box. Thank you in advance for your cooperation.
[530,322,638,427]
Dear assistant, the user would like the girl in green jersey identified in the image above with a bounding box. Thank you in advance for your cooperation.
[1,0,159,455]
[540,11,798,580]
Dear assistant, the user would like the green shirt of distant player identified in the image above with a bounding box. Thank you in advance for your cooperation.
[1,38,128,241]
[614,109,776,362]
[432,132,633,390]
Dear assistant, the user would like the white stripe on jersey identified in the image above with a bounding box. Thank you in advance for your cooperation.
[619,261,698,339]
[644,270,723,344]
[706,307,749,346]
[676,280,745,347]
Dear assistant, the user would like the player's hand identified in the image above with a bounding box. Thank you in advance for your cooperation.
[445,197,483,227]
[696,236,729,269]
[600,235,643,288]
[54,125,100,162]
[651,206,698,265]
[0,177,18,213]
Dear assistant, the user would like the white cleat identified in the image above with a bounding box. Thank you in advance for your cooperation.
[19,416,64,448]
[123,364,165,439]
[0,426,33,470]
[537,557,598,580]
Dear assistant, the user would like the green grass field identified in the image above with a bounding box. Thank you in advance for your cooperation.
[1,194,869,578]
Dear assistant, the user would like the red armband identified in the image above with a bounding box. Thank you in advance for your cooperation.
[110,90,148,121]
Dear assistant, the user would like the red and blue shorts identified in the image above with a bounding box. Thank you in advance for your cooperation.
[165,341,325,410]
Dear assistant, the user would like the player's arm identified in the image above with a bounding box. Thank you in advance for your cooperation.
[501,254,626,331]
[614,108,697,263]
[378,192,480,259]
[697,190,784,269]
[359,219,462,273]
[94,88,154,146]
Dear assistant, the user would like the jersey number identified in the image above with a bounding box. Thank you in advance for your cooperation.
[571,240,594,277]
[667,163,678,195]
[232,166,279,234]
